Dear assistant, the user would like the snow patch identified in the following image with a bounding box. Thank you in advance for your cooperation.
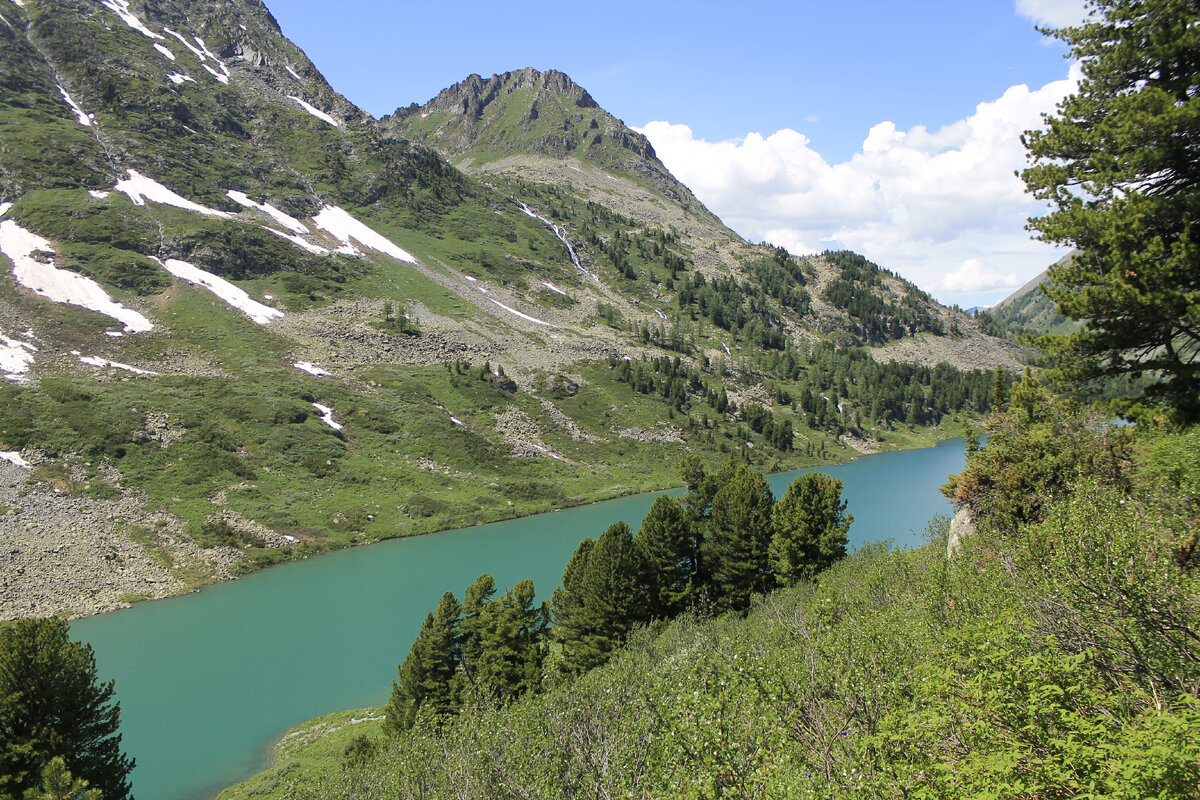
[0,452,30,468]
[8,0,24,8]
[0,220,153,332]
[294,361,331,376]
[541,281,568,296]
[78,354,156,375]
[157,257,283,325]
[285,65,302,81]
[227,191,307,234]
[88,190,110,199]
[655,308,667,320]
[57,85,94,126]
[264,227,329,255]
[488,298,556,328]
[0,332,35,381]
[200,63,229,84]
[463,275,477,282]
[99,0,163,39]
[162,28,206,60]
[152,42,175,61]
[167,73,195,84]
[0,203,10,217]
[287,96,338,127]
[312,205,416,264]
[449,416,463,426]
[105,330,123,337]
[312,402,342,430]
[115,170,230,218]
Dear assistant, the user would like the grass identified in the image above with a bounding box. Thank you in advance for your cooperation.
[215,710,385,800]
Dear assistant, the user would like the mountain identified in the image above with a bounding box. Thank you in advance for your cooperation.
[0,0,1017,620]
[986,253,1079,338]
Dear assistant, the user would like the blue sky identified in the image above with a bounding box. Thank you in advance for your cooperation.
[268,0,1087,306]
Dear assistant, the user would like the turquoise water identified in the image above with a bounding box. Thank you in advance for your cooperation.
[72,437,966,800]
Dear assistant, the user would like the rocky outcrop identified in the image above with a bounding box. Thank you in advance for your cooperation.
[948,507,976,557]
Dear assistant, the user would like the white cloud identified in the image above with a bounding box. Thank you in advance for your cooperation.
[941,259,1020,293]
[1015,0,1089,28]
[636,64,1082,304]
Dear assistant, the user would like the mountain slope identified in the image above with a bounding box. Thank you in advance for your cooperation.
[0,0,1017,620]
[987,253,1079,337]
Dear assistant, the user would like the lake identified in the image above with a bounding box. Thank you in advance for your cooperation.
[73,437,966,800]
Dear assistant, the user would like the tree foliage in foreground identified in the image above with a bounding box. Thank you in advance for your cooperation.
[1022,0,1200,421]
[0,618,133,800]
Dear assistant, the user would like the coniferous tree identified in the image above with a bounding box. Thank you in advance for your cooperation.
[383,591,462,734]
[469,580,547,701]
[705,462,775,612]
[551,537,594,633]
[1022,0,1200,420]
[637,495,695,617]
[770,472,853,586]
[456,574,497,692]
[557,522,647,673]
[0,618,133,800]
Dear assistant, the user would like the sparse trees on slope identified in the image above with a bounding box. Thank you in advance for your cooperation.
[770,472,852,585]
[1022,0,1200,420]
[0,618,133,800]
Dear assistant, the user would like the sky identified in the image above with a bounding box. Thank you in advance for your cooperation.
[267,0,1089,308]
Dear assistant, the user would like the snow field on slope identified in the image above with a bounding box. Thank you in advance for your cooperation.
[116,170,231,218]
[294,362,331,376]
[76,354,156,375]
[488,298,556,328]
[99,0,163,40]
[57,86,93,126]
[227,191,308,234]
[0,220,153,332]
[156,258,282,325]
[0,332,35,381]
[312,206,416,263]
[312,403,342,430]
[265,228,329,255]
[167,73,196,84]
[287,96,338,127]
[153,42,175,61]
[0,452,30,468]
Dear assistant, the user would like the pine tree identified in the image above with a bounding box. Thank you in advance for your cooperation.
[770,472,853,586]
[1022,0,1200,420]
[0,618,133,800]
[636,495,695,617]
[383,591,462,734]
[705,462,775,612]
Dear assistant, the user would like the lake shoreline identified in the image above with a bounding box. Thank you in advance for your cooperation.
[52,424,958,624]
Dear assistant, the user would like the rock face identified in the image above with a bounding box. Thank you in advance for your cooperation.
[948,508,976,557]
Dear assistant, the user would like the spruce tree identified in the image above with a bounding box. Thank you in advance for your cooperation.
[770,472,853,586]
[637,494,695,617]
[456,574,497,692]
[383,591,462,734]
[551,537,594,632]
[556,522,647,673]
[469,580,547,701]
[705,462,775,612]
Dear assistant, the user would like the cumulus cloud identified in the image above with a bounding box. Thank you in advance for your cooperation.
[1015,0,1090,28]
[941,259,1020,293]
[636,65,1082,303]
